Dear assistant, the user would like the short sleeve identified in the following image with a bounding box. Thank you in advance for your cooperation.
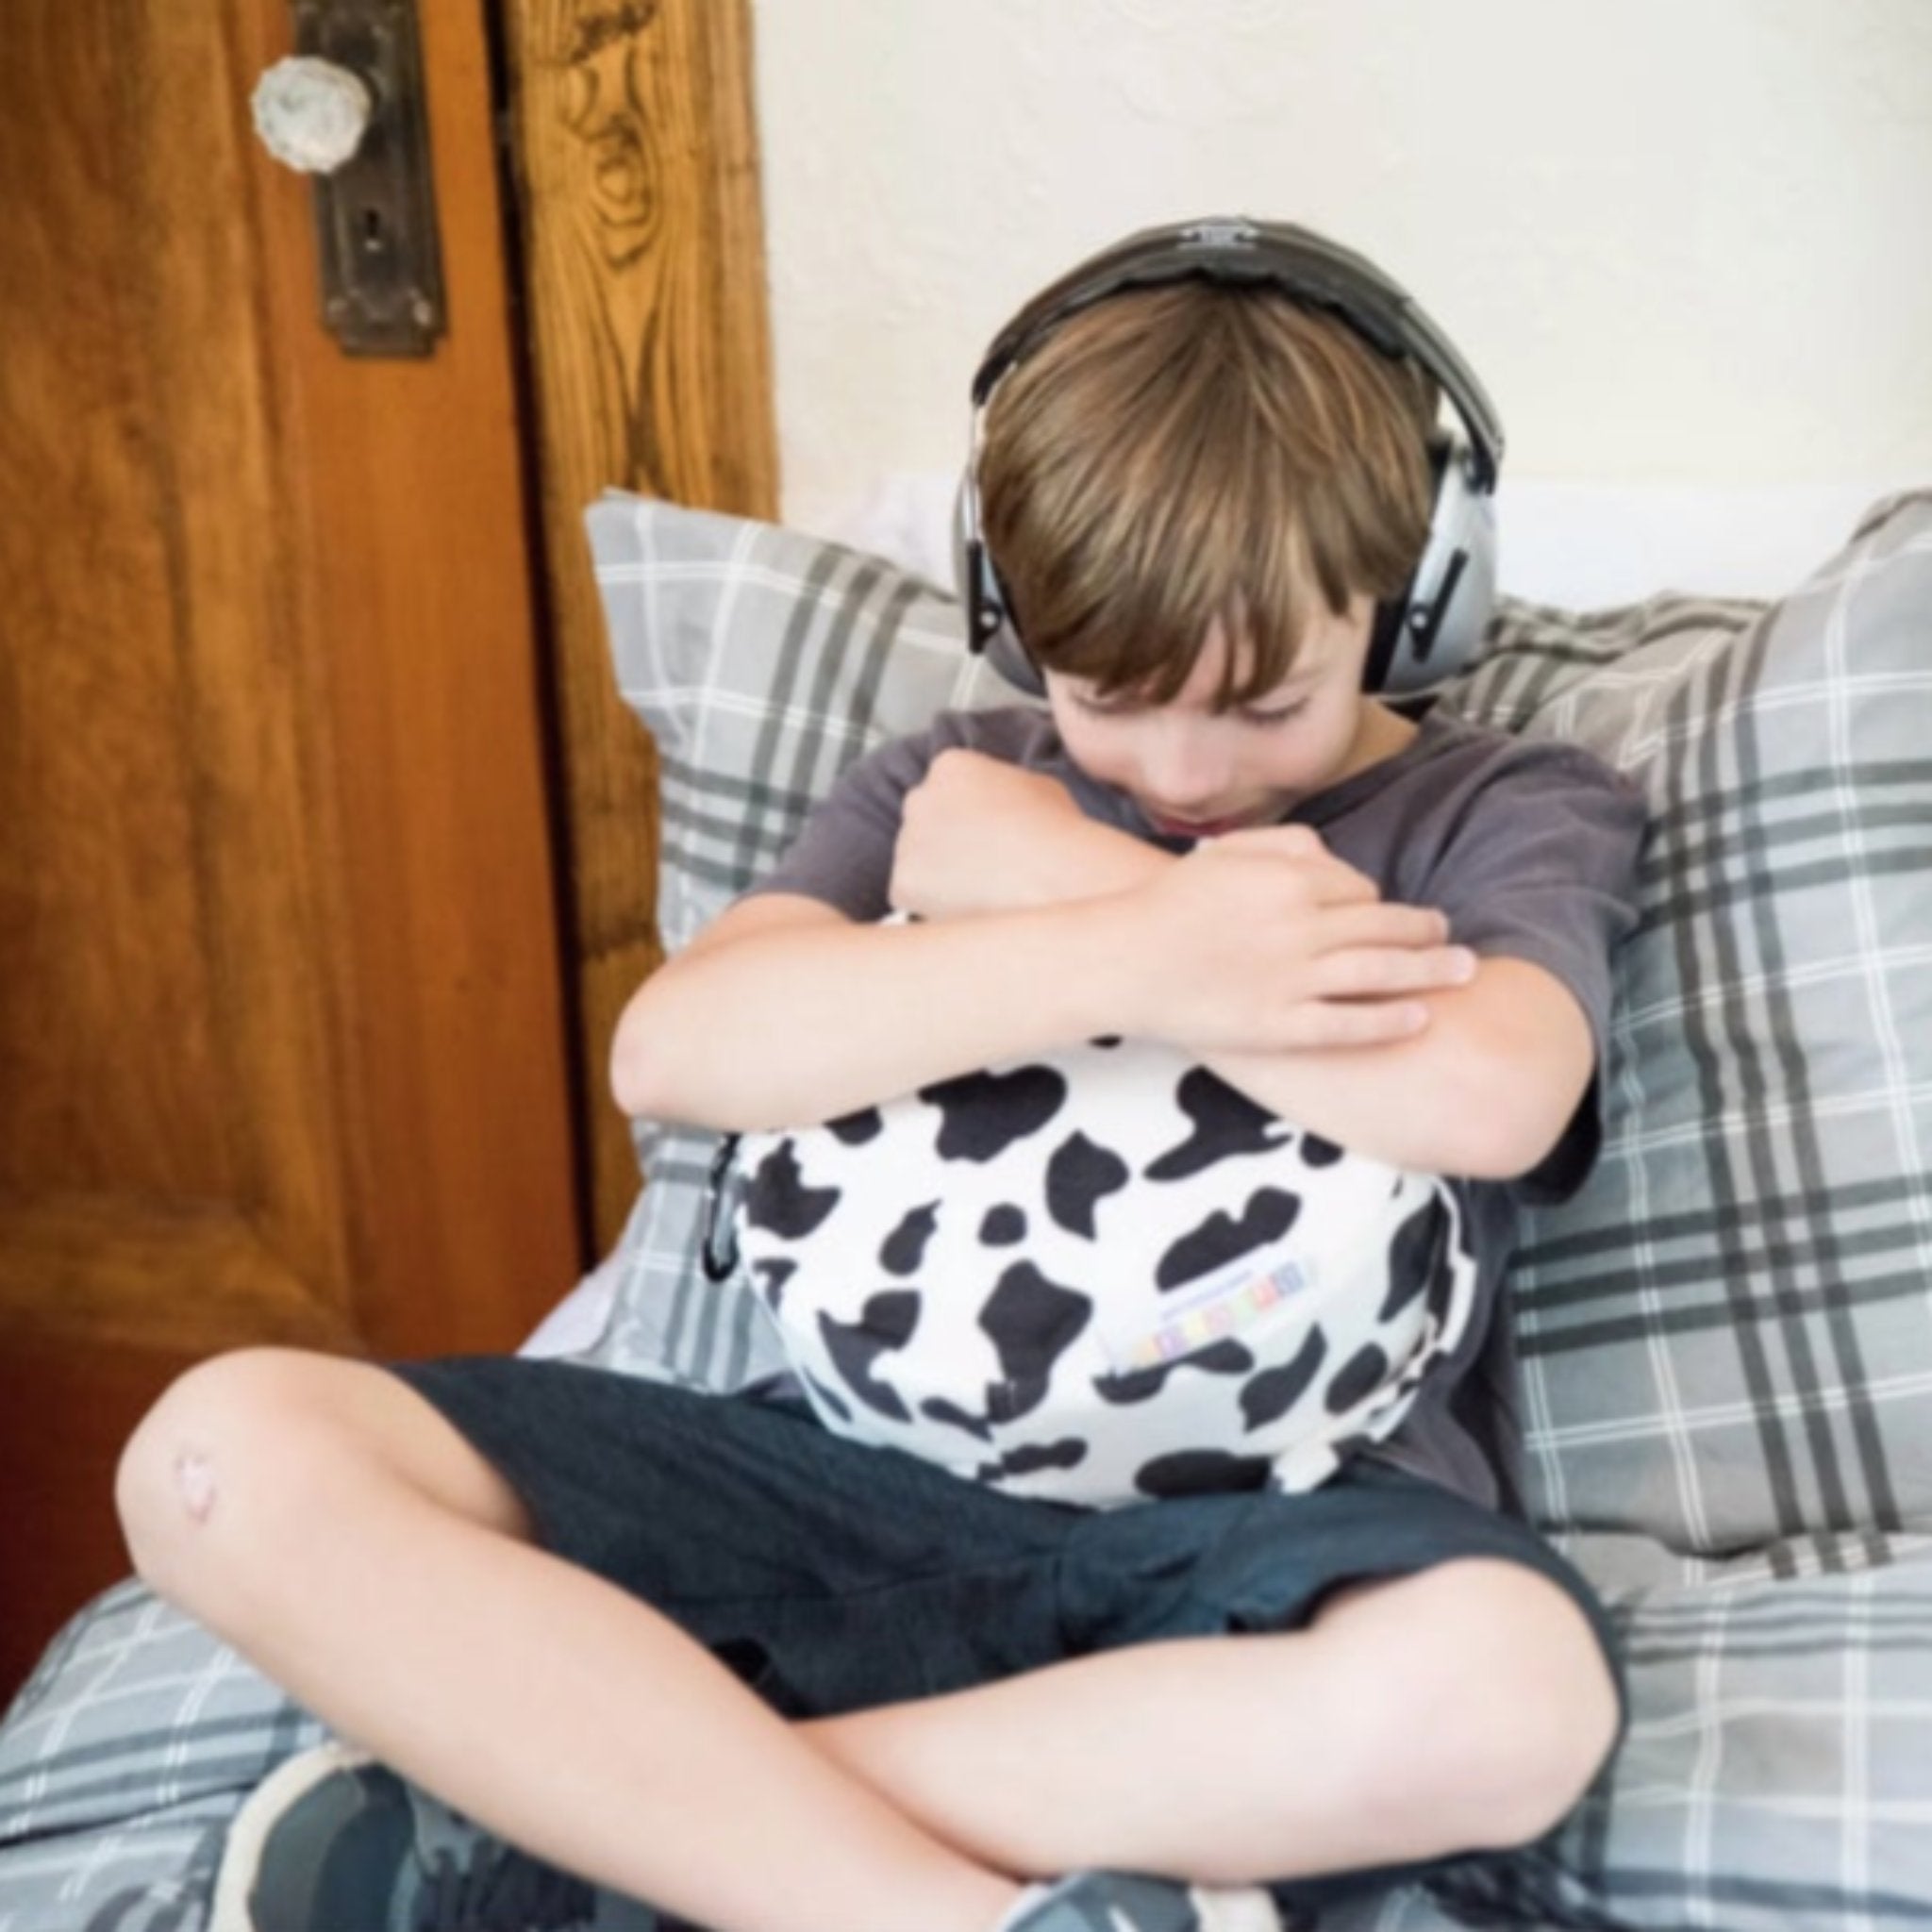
[738,712,992,923]
[1409,741,1648,1204]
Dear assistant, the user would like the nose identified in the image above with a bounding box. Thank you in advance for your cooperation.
[1136,718,1232,815]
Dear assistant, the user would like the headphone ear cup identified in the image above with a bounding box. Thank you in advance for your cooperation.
[983,607,1047,696]
[1362,600,1407,693]
[954,470,1047,696]
[1424,466,1496,683]
[1372,434,1497,695]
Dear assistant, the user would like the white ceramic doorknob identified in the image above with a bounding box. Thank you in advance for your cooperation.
[250,56,374,176]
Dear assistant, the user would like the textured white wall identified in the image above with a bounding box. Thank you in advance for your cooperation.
[750,0,1932,537]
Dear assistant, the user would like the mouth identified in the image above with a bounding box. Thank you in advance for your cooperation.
[1145,810,1253,840]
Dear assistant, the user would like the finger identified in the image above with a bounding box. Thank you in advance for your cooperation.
[1216,823,1327,858]
[1298,861,1385,908]
[1216,823,1364,877]
[1308,944,1479,999]
[1206,832,1381,905]
[1309,903,1456,951]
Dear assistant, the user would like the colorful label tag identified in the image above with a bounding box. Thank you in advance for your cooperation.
[1114,1257,1314,1371]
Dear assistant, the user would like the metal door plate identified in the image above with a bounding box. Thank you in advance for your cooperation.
[293,0,446,357]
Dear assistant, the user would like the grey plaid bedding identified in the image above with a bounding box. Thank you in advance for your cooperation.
[5,489,1928,1931]
[0,1585,325,1929]
[14,1541,1932,1929]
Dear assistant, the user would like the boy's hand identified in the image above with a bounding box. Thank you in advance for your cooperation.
[1113,824,1476,1053]
[891,750,1151,919]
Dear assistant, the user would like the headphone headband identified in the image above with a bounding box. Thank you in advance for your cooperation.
[971,217,1503,491]
[958,215,1504,701]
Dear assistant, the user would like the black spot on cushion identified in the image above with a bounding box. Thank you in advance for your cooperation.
[818,1291,923,1422]
[1045,1132,1129,1238]
[921,1397,993,1442]
[1379,1193,1452,1320]
[916,1064,1068,1161]
[1157,1188,1302,1291]
[1094,1341,1255,1406]
[827,1106,884,1145]
[1133,1448,1274,1499]
[879,1202,941,1275]
[979,1262,1093,1418]
[1145,1070,1283,1180]
[979,1204,1027,1245]
[1326,1342,1391,1414]
[1239,1325,1328,1429]
[988,1376,1049,1424]
[979,1439,1089,1483]
[1299,1131,1344,1168]
[743,1141,841,1240]
[749,1257,796,1313]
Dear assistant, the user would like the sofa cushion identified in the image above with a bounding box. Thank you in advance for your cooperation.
[4,491,1930,1932]
[1431,491,1932,1557]
[1315,1536,1932,1932]
[577,492,1022,1397]
[581,487,1932,1568]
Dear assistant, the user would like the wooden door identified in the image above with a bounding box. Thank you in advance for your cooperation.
[0,1,584,1701]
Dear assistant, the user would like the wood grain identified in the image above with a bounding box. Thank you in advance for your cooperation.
[501,0,779,1247]
[0,0,586,1695]
[232,0,590,1356]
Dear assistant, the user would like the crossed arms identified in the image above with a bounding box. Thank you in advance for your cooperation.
[610,751,1594,1179]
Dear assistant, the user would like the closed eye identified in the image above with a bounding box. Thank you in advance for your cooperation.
[1072,691,1146,719]
[1070,691,1308,724]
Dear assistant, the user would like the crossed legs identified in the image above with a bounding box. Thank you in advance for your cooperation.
[115,1348,1620,1932]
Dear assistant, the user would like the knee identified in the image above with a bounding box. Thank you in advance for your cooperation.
[1418,1561,1623,1848]
[1332,1559,1623,1854]
[115,1347,351,1611]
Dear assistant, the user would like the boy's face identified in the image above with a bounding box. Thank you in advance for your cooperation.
[1042,595,1393,838]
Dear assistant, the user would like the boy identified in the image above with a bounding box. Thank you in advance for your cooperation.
[116,222,1644,1932]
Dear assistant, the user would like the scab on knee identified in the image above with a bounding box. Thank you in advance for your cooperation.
[175,1448,217,1524]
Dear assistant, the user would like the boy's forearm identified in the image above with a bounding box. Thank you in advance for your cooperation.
[612,898,1140,1132]
[1202,962,1589,1179]
[1005,814,1174,906]
[941,816,1579,1178]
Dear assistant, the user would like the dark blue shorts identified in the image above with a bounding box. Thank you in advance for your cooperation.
[386,1355,1627,1916]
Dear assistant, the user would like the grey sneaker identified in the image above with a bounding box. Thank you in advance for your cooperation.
[1005,1871,1284,1932]
[208,1740,660,1931]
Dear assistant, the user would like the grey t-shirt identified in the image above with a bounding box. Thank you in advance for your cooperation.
[743,704,1647,1518]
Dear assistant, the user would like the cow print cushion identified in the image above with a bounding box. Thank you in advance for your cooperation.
[732,1026,1481,1509]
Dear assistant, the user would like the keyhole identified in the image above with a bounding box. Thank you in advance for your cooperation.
[361,207,385,254]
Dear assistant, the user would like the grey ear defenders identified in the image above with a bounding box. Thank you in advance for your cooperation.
[954,216,1505,699]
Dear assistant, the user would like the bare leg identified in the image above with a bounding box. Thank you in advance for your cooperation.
[117,1351,1023,1932]
[798,1558,1623,1887]
[120,1350,1617,1921]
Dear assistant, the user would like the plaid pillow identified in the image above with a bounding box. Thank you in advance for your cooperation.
[1431,491,1932,1561]
[570,485,1932,1932]
[578,491,1029,1394]
[582,487,1932,1570]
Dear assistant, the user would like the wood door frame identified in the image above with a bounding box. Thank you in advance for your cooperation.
[497,0,779,1249]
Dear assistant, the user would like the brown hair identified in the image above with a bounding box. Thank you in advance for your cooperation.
[976,280,1440,707]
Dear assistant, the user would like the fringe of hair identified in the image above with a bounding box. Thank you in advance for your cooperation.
[977,281,1440,705]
